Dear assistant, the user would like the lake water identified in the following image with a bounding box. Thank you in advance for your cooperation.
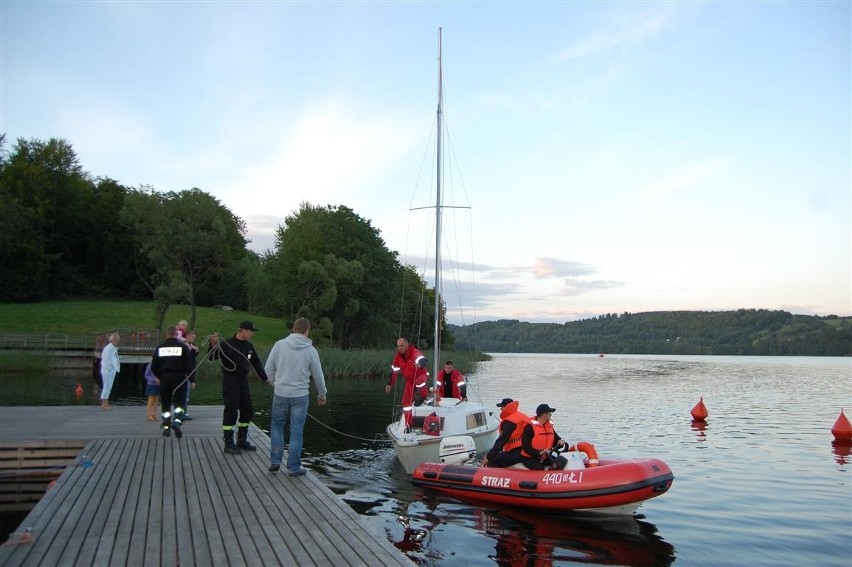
[2,354,850,566]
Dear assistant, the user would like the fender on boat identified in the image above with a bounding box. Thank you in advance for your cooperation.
[569,441,599,467]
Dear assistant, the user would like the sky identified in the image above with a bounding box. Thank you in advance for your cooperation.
[2,1,850,324]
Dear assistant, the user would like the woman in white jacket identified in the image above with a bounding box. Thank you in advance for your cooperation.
[100,333,120,410]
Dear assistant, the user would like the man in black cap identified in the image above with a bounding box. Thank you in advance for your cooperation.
[520,403,568,469]
[482,398,530,468]
[209,320,270,454]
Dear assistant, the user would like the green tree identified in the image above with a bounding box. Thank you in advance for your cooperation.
[0,137,100,300]
[121,187,248,330]
[263,203,437,349]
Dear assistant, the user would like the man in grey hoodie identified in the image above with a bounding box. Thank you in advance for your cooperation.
[264,317,327,475]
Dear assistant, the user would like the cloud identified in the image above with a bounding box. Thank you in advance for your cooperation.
[220,97,419,223]
[630,159,728,201]
[532,257,597,278]
[557,12,675,61]
[560,277,624,297]
[243,214,285,254]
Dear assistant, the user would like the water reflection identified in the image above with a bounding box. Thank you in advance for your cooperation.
[831,442,851,465]
[480,507,674,567]
[690,420,708,441]
[310,447,675,567]
[4,355,850,566]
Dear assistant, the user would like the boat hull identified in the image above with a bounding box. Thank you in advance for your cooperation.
[387,400,500,473]
[411,458,673,514]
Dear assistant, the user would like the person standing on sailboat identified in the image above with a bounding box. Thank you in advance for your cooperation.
[436,360,467,402]
[385,338,430,431]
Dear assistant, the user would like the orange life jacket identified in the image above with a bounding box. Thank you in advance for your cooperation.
[499,401,531,453]
[522,420,556,457]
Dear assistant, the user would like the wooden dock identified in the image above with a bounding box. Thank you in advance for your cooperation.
[0,406,411,566]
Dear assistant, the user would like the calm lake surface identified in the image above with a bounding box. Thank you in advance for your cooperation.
[2,354,851,566]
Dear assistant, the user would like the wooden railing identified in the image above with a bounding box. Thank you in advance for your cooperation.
[0,330,160,354]
[0,333,93,350]
[93,329,161,353]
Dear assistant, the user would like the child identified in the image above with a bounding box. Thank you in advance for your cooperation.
[183,330,199,419]
[144,362,161,421]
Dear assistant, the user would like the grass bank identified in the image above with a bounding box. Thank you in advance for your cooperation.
[0,300,486,377]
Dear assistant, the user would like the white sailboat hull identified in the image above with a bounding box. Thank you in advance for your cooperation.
[387,399,500,474]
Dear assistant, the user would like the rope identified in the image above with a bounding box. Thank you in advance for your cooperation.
[307,412,391,444]
[159,330,394,444]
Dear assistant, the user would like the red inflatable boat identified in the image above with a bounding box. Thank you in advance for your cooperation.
[412,451,674,514]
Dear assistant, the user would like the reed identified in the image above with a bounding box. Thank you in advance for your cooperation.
[0,300,490,379]
[0,352,51,374]
[193,348,489,380]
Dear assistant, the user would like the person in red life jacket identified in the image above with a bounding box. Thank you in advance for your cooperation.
[482,398,531,468]
[385,337,430,431]
[436,360,467,402]
[520,403,568,470]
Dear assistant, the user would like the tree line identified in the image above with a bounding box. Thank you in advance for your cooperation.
[450,310,852,356]
[3,135,848,356]
[0,135,442,349]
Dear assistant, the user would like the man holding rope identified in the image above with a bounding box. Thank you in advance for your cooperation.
[209,320,269,455]
[151,325,194,438]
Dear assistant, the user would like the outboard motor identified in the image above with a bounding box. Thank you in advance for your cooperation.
[439,435,477,465]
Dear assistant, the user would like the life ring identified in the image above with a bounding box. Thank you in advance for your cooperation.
[568,441,599,467]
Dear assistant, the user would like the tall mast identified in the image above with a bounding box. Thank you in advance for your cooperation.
[433,27,443,386]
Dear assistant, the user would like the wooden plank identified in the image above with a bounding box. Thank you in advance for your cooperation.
[249,429,411,567]
[244,429,405,567]
[50,438,128,565]
[194,438,248,566]
[125,438,158,566]
[0,408,413,567]
[0,440,103,565]
[180,437,215,566]
[198,436,265,565]
[142,438,165,567]
[79,438,141,566]
[159,439,177,566]
[169,437,196,566]
[29,440,111,565]
[81,438,148,565]
[234,443,340,565]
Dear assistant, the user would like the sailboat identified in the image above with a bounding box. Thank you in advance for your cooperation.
[386,28,500,474]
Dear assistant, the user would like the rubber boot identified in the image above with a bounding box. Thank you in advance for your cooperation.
[236,427,257,451]
[223,430,241,455]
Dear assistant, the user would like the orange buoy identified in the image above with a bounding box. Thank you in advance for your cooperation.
[569,441,599,467]
[75,384,83,397]
[691,397,708,422]
[831,409,852,445]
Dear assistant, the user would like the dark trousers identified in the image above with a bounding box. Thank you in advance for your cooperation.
[222,373,253,427]
[488,447,524,468]
[160,374,187,420]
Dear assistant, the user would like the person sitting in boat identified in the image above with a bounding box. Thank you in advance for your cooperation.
[520,403,568,470]
[481,398,531,468]
[435,360,467,402]
[385,337,430,431]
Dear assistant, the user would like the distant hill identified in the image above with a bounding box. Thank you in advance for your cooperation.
[449,309,852,356]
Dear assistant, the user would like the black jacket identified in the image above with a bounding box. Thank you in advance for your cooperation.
[209,336,268,381]
[151,337,193,379]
